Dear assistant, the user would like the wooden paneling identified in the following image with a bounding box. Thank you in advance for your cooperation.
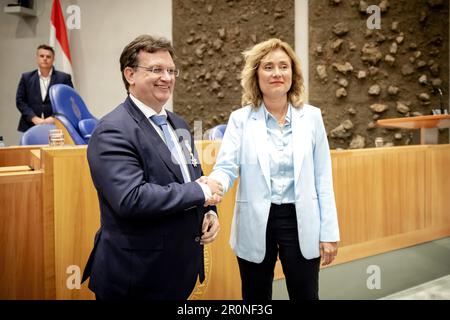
[276,145,446,278]
[0,171,44,299]
[328,146,449,266]
[332,146,426,246]
[426,145,450,227]
[382,149,425,235]
[41,147,99,300]
[334,226,450,265]
[194,141,242,299]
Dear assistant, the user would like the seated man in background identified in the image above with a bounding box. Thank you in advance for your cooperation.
[15,44,73,133]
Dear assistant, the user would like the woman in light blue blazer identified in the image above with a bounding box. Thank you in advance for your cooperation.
[209,38,340,300]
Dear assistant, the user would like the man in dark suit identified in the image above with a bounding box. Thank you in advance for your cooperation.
[16,44,73,132]
[82,35,222,300]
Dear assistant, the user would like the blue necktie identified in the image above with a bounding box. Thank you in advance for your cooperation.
[150,115,190,183]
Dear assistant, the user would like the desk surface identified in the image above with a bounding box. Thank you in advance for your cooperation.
[0,165,32,173]
[377,114,450,129]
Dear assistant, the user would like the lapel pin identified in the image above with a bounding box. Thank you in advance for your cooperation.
[184,141,198,167]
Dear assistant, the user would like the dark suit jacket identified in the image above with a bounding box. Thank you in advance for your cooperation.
[82,97,214,300]
[16,68,73,132]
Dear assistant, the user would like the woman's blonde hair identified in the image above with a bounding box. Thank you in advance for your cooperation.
[240,38,305,108]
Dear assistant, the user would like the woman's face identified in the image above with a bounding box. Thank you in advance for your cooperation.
[257,48,293,101]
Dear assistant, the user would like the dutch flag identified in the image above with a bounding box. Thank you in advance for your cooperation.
[49,0,73,80]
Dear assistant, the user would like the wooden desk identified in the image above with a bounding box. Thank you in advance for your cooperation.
[0,170,44,299]
[0,146,44,167]
[0,165,32,173]
[1,143,450,300]
[40,146,99,300]
[377,115,450,144]
[329,145,450,266]
[30,149,41,170]
[39,144,241,300]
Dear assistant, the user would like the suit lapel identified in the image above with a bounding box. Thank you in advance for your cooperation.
[49,69,57,87]
[124,98,185,183]
[251,106,271,191]
[31,71,42,102]
[291,106,307,186]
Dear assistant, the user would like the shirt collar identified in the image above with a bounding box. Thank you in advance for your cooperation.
[38,68,53,79]
[263,102,292,125]
[129,93,168,119]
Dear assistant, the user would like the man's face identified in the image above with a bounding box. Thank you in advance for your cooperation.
[36,49,55,70]
[127,50,176,111]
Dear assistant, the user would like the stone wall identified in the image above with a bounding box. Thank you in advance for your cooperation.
[310,0,449,149]
[172,0,294,137]
[173,0,449,147]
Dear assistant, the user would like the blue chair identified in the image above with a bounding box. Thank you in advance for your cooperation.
[208,124,227,140]
[49,84,98,145]
[78,118,98,142]
[20,124,56,145]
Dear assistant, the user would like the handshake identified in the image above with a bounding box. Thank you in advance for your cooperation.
[196,176,224,207]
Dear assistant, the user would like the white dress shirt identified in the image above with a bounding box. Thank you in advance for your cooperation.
[38,68,53,102]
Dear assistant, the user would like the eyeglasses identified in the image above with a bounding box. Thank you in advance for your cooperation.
[136,65,180,77]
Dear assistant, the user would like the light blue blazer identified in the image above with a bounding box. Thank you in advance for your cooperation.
[210,103,340,263]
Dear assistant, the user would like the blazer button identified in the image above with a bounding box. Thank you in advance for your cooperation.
[194,236,200,242]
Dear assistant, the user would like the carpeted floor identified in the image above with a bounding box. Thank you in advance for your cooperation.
[273,237,450,300]
[380,274,450,300]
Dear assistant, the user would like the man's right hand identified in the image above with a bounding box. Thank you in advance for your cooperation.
[196,176,224,206]
[204,176,224,197]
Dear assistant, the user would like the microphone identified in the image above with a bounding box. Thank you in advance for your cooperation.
[436,88,446,115]
[431,87,447,115]
[425,81,448,115]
